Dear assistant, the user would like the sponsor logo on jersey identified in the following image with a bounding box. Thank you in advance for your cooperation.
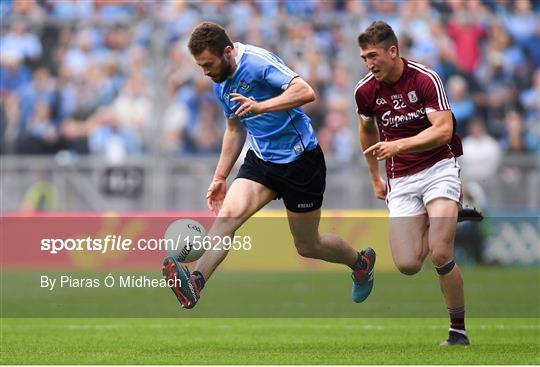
[376,98,387,105]
[381,107,426,127]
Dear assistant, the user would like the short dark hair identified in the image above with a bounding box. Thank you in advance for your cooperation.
[188,22,234,57]
[357,21,399,52]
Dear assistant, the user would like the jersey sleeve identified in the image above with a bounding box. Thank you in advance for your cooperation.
[222,101,235,119]
[354,85,373,120]
[415,69,451,113]
[253,53,298,91]
[213,83,235,119]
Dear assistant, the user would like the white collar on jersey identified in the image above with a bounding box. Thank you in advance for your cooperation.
[234,42,245,64]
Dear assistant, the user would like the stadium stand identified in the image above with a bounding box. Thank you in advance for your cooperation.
[0,0,538,213]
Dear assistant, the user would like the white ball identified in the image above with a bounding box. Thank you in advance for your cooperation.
[164,219,206,263]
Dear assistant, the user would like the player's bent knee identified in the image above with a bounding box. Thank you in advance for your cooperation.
[293,231,324,259]
[395,261,422,276]
[397,265,422,276]
[430,251,453,268]
[296,246,319,259]
[294,238,323,259]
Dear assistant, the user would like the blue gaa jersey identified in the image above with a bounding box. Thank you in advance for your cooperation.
[212,42,318,164]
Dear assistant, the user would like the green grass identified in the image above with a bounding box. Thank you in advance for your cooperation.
[2,267,539,317]
[1,318,538,364]
[1,267,539,364]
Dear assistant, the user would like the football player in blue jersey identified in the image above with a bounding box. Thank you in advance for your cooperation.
[162,22,375,309]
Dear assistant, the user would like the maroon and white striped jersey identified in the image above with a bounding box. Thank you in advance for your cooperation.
[354,58,463,178]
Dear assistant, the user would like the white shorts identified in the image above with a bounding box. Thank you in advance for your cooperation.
[386,158,462,217]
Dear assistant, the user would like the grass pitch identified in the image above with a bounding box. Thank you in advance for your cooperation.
[1,267,539,364]
[1,318,538,364]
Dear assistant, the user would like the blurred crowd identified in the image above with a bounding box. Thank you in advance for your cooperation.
[0,0,539,172]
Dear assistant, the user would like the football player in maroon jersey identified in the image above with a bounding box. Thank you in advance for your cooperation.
[355,21,470,346]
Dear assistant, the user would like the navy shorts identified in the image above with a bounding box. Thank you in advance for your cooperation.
[236,145,326,212]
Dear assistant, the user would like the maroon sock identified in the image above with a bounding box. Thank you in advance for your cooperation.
[449,306,465,331]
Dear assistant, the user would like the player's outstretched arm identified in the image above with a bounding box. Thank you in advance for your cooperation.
[207,118,247,214]
[358,116,387,200]
[364,110,453,161]
[230,77,315,117]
